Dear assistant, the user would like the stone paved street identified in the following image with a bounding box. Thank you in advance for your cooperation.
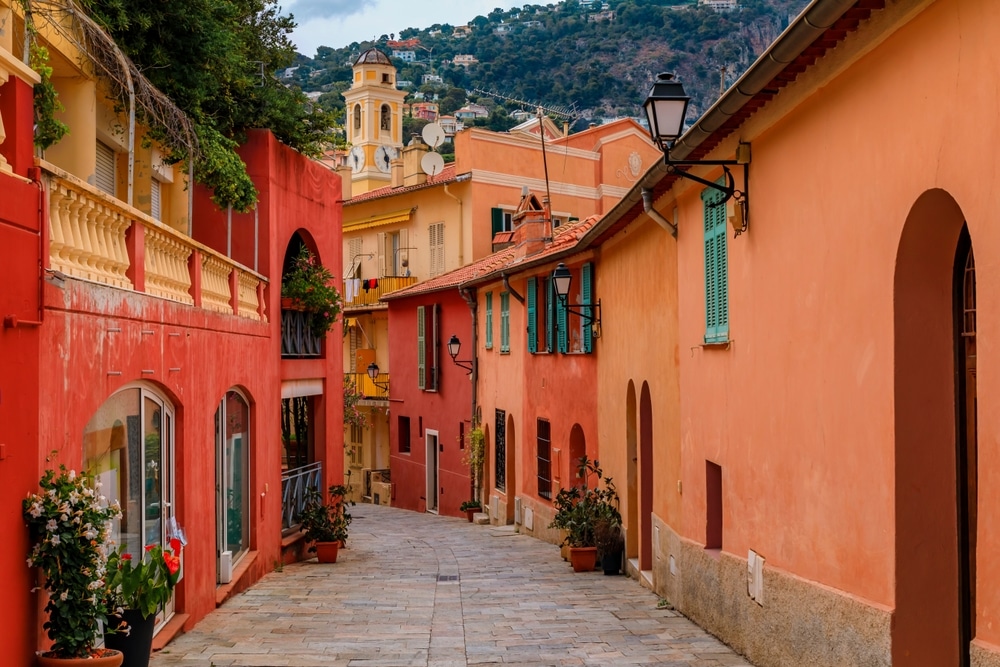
[152,503,751,666]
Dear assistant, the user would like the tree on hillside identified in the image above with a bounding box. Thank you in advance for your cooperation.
[81,0,339,211]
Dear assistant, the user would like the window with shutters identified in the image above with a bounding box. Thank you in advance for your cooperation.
[490,208,513,237]
[150,178,162,221]
[484,292,493,350]
[500,291,510,353]
[494,409,506,492]
[536,418,552,500]
[416,304,440,391]
[526,277,550,354]
[346,238,363,280]
[703,184,730,343]
[417,306,426,389]
[581,263,593,354]
[95,141,116,196]
[429,222,445,276]
[526,278,537,354]
[378,230,406,277]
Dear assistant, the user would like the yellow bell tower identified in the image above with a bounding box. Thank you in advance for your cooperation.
[342,48,406,196]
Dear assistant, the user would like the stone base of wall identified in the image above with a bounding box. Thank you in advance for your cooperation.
[491,493,562,545]
[650,515,891,667]
[972,640,1000,666]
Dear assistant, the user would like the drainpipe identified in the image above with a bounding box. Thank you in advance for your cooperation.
[459,286,479,499]
[641,188,677,237]
[443,183,463,266]
[501,272,525,304]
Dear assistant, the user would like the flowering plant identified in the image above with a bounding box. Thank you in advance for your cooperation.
[281,245,342,337]
[105,540,182,620]
[23,464,122,659]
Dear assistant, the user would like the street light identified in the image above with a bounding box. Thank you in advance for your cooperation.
[447,335,473,374]
[551,263,601,338]
[643,72,750,235]
[366,362,389,391]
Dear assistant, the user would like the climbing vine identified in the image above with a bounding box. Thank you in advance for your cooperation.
[20,1,69,149]
[463,423,486,492]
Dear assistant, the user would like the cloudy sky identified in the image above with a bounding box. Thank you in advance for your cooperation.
[287,0,524,57]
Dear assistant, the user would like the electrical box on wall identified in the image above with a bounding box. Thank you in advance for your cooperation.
[747,549,764,605]
[219,551,233,585]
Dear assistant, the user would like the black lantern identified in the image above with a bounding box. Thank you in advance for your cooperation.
[447,335,473,374]
[552,263,573,303]
[366,362,388,390]
[551,263,601,337]
[643,73,690,153]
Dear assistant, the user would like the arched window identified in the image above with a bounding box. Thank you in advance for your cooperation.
[216,389,251,579]
[353,104,362,132]
[83,385,176,625]
[380,104,392,131]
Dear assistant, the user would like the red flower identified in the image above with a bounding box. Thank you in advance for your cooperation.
[163,552,180,575]
[170,538,181,554]
[144,544,155,552]
[121,553,133,561]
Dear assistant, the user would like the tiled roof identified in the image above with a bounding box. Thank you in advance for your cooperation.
[345,164,460,205]
[354,48,392,65]
[382,215,602,301]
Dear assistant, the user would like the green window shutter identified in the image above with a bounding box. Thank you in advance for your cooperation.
[417,305,426,389]
[526,278,537,354]
[557,283,568,354]
[581,263,593,354]
[491,208,504,236]
[703,185,729,343]
[547,280,556,352]
[485,292,493,350]
[500,292,510,352]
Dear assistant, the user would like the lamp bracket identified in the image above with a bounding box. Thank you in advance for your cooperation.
[450,358,473,374]
[664,147,750,237]
[558,298,603,339]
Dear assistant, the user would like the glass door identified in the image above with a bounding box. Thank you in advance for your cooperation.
[216,390,250,583]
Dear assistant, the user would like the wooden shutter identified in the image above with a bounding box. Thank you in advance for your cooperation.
[95,141,116,196]
[431,304,440,390]
[703,185,729,343]
[485,292,493,350]
[526,277,537,354]
[377,231,387,278]
[500,292,510,353]
[557,281,568,354]
[547,280,556,352]
[491,208,504,236]
[581,263,593,353]
[417,306,426,389]
[149,178,162,221]
[429,223,444,276]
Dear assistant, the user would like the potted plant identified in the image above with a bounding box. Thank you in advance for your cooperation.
[297,484,354,563]
[459,500,481,523]
[23,463,124,666]
[595,516,625,576]
[280,245,343,337]
[548,457,621,573]
[102,540,183,667]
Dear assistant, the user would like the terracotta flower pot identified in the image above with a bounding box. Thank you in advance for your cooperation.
[314,541,340,563]
[568,546,598,573]
[465,509,476,522]
[37,649,123,667]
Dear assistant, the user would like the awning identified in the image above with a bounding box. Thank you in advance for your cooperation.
[344,207,414,231]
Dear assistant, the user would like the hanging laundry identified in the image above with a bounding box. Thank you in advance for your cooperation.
[371,278,378,290]
[344,279,354,302]
[352,278,361,300]
[362,279,370,291]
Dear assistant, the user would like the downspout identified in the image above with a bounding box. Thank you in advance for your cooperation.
[443,182,463,266]
[459,286,479,500]
[641,188,677,237]
[502,272,525,305]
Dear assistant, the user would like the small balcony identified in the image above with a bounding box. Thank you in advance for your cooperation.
[346,372,389,402]
[41,161,266,320]
[281,309,323,358]
[344,276,417,310]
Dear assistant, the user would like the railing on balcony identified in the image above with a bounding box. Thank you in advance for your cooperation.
[41,160,266,321]
[281,309,322,358]
[344,276,418,309]
[281,460,322,534]
[346,372,389,401]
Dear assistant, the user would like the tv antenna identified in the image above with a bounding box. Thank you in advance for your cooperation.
[472,88,579,121]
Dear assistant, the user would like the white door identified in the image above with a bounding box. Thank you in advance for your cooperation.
[426,430,439,513]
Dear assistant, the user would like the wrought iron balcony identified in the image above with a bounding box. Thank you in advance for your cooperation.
[281,309,323,358]
[343,276,418,310]
[346,372,389,401]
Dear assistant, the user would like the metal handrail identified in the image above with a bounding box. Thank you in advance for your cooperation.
[281,461,322,533]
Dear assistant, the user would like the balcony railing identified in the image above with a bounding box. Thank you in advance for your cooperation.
[344,276,417,309]
[281,460,322,534]
[346,372,389,401]
[41,161,266,321]
[281,309,323,358]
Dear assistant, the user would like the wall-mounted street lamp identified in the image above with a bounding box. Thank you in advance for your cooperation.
[552,263,602,338]
[366,362,389,390]
[447,335,473,374]
[644,72,750,235]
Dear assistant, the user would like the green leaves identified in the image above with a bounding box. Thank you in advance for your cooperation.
[281,246,343,337]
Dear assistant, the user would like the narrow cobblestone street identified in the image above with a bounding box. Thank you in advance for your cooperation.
[151,503,750,667]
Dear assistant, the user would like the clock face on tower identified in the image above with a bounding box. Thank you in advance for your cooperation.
[349,145,366,173]
[375,145,399,174]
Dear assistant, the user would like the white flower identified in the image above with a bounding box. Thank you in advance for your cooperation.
[45,519,57,532]
[28,501,43,518]
[49,534,61,546]
[94,479,102,490]
[84,526,98,540]
[60,514,68,522]
[59,592,68,601]
[68,469,76,480]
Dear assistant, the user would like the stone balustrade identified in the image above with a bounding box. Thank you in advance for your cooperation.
[39,161,267,322]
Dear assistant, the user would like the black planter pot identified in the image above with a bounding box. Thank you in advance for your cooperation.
[104,609,156,667]
[602,549,623,575]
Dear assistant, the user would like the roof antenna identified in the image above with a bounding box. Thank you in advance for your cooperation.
[537,107,553,238]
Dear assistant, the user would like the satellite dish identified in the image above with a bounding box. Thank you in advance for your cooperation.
[422,122,446,149]
[421,152,445,176]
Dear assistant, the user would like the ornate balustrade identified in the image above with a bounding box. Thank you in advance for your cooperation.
[39,161,266,321]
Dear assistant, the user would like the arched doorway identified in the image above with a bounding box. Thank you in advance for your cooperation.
[568,424,586,480]
[639,382,653,571]
[216,388,251,584]
[893,190,975,665]
[625,381,638,561]
[506,413,517,524]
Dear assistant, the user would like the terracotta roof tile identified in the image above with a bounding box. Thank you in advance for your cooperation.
[346,164,459,204]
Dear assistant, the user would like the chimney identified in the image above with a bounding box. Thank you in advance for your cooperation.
[512,206,549,260]
[563,122,569,137]
[402,135,428,187]
[336,165,353,202]
[391,158,404,188]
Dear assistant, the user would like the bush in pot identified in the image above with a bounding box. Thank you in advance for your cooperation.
[23,463,124,665]
[548,457,621,572]
[298,484,354,562]
[459,500,481,522]
[280,246,343,337]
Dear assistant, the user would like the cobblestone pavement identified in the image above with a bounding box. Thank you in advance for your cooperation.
[152,503,751,667]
